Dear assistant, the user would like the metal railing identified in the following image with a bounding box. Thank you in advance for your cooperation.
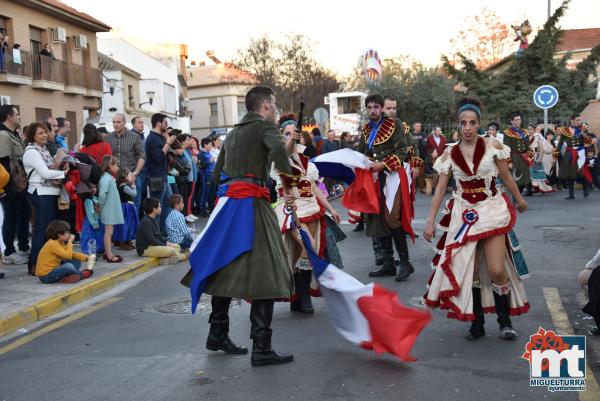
[32,55,65,83]
[0,49,32,77]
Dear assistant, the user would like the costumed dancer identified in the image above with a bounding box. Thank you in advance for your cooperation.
[182,87,296,367]
[79,183,105,255]
[526,124,553,194]
[423,98,530,341]
[556,114,593,199]
[272,116,345,314]
[358,94,422,282]
[503,112,533,196]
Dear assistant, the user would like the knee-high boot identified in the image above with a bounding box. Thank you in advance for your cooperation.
[369,236,395,277]
[250,300,294,367]
[566,179,575,199]
[290,264,314,314]
[392,228,414,282]
[466,285,485,340]
[492,283,517,340]
[206,296,248,354]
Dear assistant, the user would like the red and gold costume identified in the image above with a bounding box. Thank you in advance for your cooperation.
[424,138,530,320]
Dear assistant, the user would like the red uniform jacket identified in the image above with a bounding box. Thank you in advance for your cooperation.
[426,134,447,161]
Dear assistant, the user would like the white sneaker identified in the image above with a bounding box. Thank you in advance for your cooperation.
[185,215,197,223]
[2,253,29,265]
[17,250,31,257]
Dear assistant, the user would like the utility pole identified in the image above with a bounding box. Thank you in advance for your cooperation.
[548,0,551,19]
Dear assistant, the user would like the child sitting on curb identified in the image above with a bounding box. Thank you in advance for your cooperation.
[136,197,186,263]
[166,194,195,250]
[35,220,95,284]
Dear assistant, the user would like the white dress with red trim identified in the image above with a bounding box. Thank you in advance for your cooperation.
[272,154,327,261]
[423,138,530,321]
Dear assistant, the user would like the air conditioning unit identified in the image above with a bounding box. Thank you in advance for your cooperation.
[74,34,87,49]
[0,96,11,106]
[52,27,67,43]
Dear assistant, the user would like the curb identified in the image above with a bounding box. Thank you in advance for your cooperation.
[0,257,161,338]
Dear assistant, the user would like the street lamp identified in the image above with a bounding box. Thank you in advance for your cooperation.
[104,78,118,96]
[139,90,155,108]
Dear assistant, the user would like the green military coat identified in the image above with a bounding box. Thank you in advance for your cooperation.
[503,127,532,187]
[183,112,294,300]
[556,126,587,180]
[357,117,416,238]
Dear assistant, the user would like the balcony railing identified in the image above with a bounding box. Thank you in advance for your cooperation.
[0,49,32,77]
[64,62,86,88]
[32,55,65,83]
[86,68,102,92]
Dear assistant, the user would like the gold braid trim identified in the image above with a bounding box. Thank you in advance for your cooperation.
[503,127,525,139]
[362,117,396,146]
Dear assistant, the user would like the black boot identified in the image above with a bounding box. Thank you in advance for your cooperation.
[206,296,248,354]
[566,180,575,199]
[493,290,517,341]
[369,259,396,277]
[392,229,414,282]
[584,182,590,198]
[466,287,485,340]
[353,221,364,232]
[524,183,533,197]
[250,300,294,367]
[291,268,314,314]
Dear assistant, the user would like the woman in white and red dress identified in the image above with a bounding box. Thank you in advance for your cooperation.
[423,98,530,341]
[272,117,342,314]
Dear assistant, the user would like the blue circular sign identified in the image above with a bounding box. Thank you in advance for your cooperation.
[533,85,559,109]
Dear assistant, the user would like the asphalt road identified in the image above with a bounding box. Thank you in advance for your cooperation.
[1,190,599,401]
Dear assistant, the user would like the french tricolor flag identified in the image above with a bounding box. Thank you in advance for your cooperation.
[299,228,431,361]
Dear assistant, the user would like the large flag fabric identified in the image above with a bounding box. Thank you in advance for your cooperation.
[298,228,431,361]
[188,196,255,313]
[312,149,379,214]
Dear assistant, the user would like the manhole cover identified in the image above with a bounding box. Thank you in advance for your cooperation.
[154,297,243,314]
[536,225,584,231]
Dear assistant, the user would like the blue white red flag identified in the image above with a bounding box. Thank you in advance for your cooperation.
[298,228,431,361]
[188,196,254,313]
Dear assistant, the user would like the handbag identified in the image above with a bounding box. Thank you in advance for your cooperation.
[149,176,165,193]
[9,161,28,194]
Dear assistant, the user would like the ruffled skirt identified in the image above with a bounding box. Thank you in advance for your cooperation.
[423,193,530,321]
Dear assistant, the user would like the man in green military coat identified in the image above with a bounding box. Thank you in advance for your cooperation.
[358,93,419,282]
[503,112,533,195]
[185,87,296,367]
[557,113,591,199]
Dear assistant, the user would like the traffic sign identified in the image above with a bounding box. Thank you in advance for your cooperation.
[533,85,559,109]
[313,107,329,124]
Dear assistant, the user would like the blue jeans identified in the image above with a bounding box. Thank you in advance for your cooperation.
[134,169,147,219]
[199,173,216,212]
[147,176,172,234]
[39,260,82,284]
[28,191,58,272]
[179,237,193,250]
[0,191,31,256]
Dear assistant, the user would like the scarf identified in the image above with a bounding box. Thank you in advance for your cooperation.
[368,116,384,150]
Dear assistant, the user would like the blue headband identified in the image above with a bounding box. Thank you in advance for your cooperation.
[280,120,297,130]
[458,103,481,117]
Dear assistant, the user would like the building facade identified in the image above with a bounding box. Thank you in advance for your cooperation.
[0,0,110,146]
[187,62,257,137]
[97,34,190,133]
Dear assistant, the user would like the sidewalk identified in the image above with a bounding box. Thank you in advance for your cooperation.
[0,247,167,337]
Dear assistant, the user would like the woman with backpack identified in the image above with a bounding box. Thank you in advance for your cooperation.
[80,124,113,165]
